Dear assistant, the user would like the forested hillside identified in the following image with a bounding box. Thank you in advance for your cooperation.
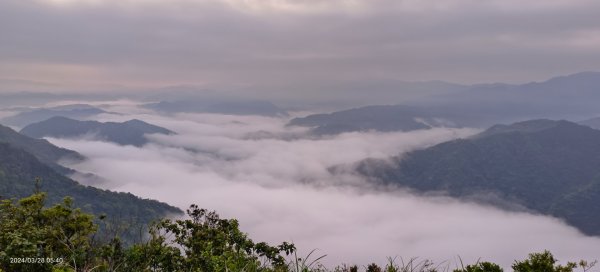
[0,143,181,227]
[358,120,600,236]
[0,124,82,174]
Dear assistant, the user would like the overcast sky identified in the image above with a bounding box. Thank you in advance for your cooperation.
[1,0,600,94]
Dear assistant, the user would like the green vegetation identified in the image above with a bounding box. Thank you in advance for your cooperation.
[0,141,182,244]
[0,124,82,174]
[0,193,96,272]
[0,192,294,272]
[1,192,596,272]
[358,120,600,236]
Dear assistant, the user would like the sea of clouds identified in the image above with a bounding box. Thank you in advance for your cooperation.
[44,101,600,268]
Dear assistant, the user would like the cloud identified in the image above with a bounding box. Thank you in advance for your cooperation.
[1,0,600,97]
[47,109,600,268]
[0,110,18,119]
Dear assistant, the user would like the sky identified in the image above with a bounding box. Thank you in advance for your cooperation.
[38,101,600,268]
[1,0,600,96]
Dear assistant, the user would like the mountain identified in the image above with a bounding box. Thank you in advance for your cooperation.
[357,119,600,236]
[1,104,107,127]
[416,72,600,126]
[0,142,182,236]
[145,99,288,117]
[288,105,456,135]
[579,117,600,130]
[0,124,82,174]
[21,117,173,147]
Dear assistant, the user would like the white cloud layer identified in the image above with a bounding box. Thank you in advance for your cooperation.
[46,110,600,268]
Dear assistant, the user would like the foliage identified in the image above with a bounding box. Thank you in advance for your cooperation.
[0,191,295,271]
[454,261,503,272]
[289,249,328,272]
[512,251,577,272]
[0,193,96,272]
[123,204,296,271]
[0,192,597,272]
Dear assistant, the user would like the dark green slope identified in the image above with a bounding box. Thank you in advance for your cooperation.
[358,119,600,235]
[0,142,182,229]
[21,116,173,147]
[0,124,82,174]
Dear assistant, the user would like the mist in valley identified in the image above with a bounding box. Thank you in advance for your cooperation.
[26,101,599,268]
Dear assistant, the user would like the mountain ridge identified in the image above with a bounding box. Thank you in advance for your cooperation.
[357,119,600,236]
[21,116,173,147]
[0,142,182,237]
[1,104,107,127]
[0,123,83,174]
[288,105,456,135]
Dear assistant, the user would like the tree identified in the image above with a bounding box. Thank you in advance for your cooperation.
[124,204,296,271]
[366,263,382,272]
[0,193,97,272]
[512,251,577,272]
[454,262,503,272]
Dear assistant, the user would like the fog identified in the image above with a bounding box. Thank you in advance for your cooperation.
[0,110,18,119]
[42,106,600,268]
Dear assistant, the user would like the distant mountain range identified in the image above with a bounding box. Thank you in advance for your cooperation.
[0,90,123,108]
[357,119,600,236]
[21,117,173,147]
[1,104,107,127]
[0,125,182,238]
[4,71,600,127]
[289,72,600,130]
[288,105,457,135]
[145,100,288,117]
[414,71,600,126]
[579,117,600,130]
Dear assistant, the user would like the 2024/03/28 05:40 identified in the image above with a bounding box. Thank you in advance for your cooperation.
[10,257,64,264]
